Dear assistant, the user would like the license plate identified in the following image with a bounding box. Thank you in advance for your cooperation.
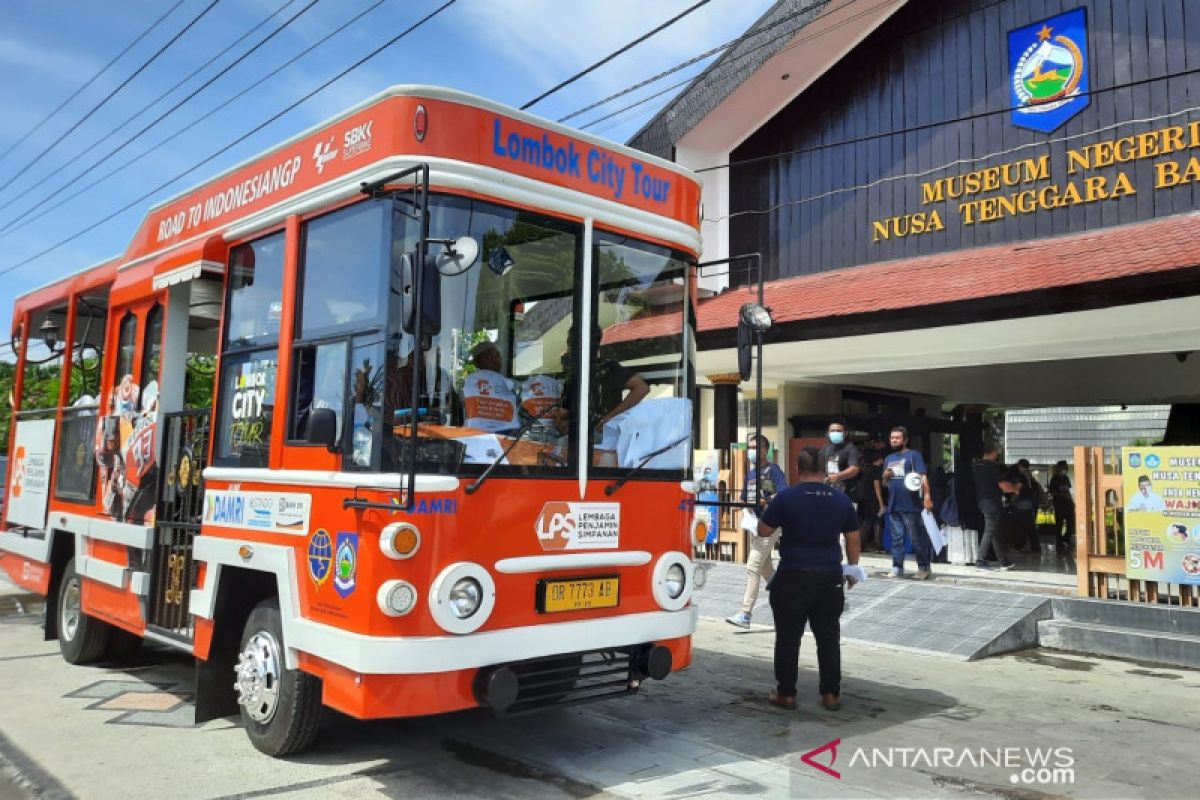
[537,576,620,613]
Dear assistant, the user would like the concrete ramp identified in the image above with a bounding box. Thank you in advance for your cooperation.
[840,580,1051,660]
[693,561,1052,661]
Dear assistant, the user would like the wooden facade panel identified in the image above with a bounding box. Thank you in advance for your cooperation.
[729,0,1200,280]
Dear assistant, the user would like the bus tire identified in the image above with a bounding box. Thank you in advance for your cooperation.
[57,557,112,664]
[235,598,322,757]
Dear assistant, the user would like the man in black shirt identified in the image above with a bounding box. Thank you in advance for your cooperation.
[857,446,885,551]
[818,418,860,496]
[759,446,861,712]
[972,444,1016,569]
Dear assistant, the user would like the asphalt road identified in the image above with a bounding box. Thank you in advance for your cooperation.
[2,578,1199,799]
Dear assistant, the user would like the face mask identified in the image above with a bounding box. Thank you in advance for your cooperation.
[829,431,845,445]
[747,449,758,464]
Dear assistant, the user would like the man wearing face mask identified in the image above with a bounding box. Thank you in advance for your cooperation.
[818,419,860,496]
[726,434,789,628]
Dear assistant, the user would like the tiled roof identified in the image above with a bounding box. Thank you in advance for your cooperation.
[603,213,1200,341]
[626,0,826,158]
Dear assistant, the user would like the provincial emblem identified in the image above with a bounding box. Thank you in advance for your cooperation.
[1008,8,1089,133]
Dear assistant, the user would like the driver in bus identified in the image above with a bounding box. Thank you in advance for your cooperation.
[462,340,520,434]
[558,327,650,465]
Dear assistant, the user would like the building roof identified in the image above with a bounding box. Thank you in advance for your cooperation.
[1004,406,1171,465]
[603,211,1200,343]
[626,0,829,158]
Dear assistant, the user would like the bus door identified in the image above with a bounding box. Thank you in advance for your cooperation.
[144,272,222,642]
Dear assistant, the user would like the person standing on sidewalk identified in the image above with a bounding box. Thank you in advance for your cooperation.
[1048,460,1075,551]
[857,447,886,552]
[882,426,934,579]
[726,434,788,628]
[818,419,860,495]
[759,446,861,711]
[972,444,1016,570]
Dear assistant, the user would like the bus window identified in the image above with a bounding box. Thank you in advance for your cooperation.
[383,194,579,476]
[591,233,692,476]
[110,312,138,414]
[139,304,163,410]
[215,232,285,467]
[224,233,285,349]
[299,201,388,338]
[289,341,347,443]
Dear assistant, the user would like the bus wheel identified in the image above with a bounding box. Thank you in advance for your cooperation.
[57,557,112,664]
[235,599,322,757]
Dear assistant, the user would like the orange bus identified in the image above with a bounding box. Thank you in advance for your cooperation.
[0,86,708,756]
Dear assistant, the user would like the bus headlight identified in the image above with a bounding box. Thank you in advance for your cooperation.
[377,580,418,617]
[430,562,496,634]
[449,578,482,619]
[652,552,692,611]
[664,564,686,599]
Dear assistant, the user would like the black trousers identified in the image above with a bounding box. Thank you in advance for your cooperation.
[1053,501,1075,544]
[768,570,844,696]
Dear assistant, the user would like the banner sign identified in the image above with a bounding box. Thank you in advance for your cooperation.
[1122,447,1200,585]
[5,419,56,530]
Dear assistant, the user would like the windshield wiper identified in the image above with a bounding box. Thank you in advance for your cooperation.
[464,397,566,495]
[604,434,690,496]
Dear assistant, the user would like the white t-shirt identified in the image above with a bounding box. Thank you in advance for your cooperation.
[462,370,519,433]
[520,374,562,424]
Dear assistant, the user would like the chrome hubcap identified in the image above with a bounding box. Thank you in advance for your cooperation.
[234,630,282,723]
[60,577,81,642]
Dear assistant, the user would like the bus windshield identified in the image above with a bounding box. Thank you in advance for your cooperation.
[271,193,691,480]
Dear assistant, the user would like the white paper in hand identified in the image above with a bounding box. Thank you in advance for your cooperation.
[842,564,867,584]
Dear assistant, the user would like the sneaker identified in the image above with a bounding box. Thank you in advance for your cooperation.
[725,612,752,629]
[885,567,904,578]
[998,561,1016,571]
[913,570,932,581]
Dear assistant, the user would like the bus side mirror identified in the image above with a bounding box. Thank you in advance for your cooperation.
[401,253,442,336]
[306,408,340,452]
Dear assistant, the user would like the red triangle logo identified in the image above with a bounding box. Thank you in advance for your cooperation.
[800,738,841,779]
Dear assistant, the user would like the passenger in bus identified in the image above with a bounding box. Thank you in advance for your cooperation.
[462,340,519,434]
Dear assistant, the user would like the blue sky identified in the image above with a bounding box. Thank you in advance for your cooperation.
[0,0,773,336]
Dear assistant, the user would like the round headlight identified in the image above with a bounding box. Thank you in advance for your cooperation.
[448,577,482,619]
[377,580,418,617]
[664,563,686,599]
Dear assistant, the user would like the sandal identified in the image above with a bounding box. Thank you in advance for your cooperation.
[768,689,797,710]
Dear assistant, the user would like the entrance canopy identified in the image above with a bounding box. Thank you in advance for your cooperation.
[694,213,1200,406]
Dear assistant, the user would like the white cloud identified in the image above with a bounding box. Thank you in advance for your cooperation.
[0,33,100,86]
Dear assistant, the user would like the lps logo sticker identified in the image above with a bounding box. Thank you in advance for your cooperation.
[9,445,24,498]
[535,502,619,551]
[312,137,338,174]
[334,532,358,598]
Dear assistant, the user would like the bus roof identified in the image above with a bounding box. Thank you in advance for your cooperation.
[16,86,702,312]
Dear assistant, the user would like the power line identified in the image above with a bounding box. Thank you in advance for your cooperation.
[0,0,188,170]
[0,0,390,242]
[0,0,222,199]
[0,0,323,234]
[556,0,855,124]
[520,0,711,111]
[0,0,457,280]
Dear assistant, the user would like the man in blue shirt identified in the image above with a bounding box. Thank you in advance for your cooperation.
[725,434,789,628]
[882,426,934,579]
[758,446,861,711]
